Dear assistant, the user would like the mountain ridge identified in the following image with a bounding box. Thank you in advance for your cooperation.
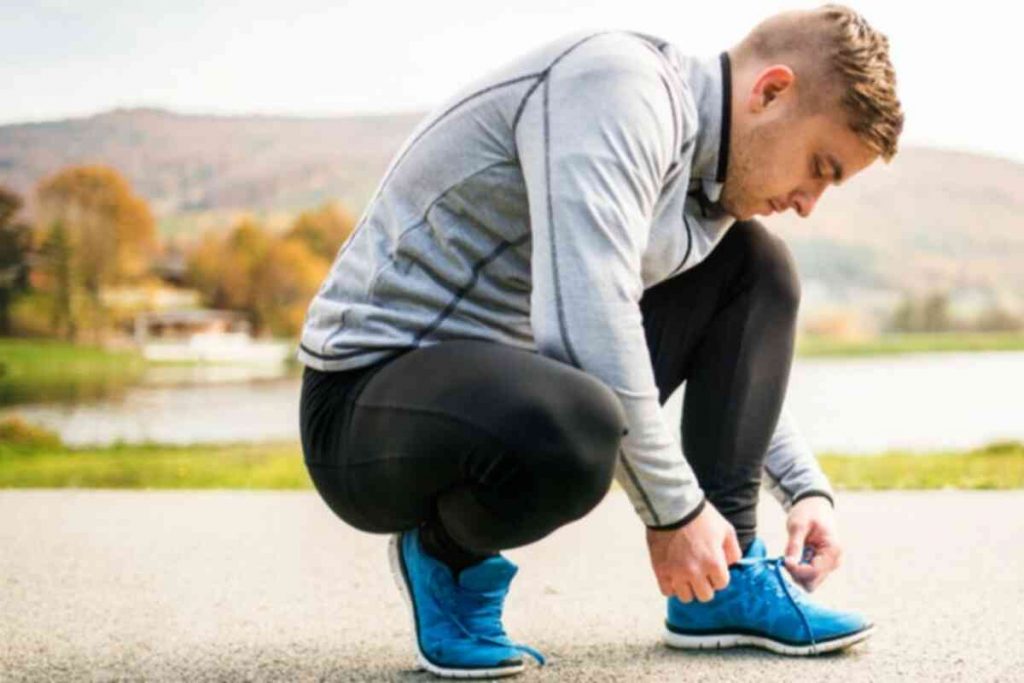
[2,107,1022,324]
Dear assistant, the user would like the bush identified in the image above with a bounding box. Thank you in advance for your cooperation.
[0,415,63,452]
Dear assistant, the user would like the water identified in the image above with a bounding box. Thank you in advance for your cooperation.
[668,351,1023,453]
[3,352,1022,454]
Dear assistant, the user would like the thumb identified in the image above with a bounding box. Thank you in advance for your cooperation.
[785,523,808,564]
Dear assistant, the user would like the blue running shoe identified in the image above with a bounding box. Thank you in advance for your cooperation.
[388,528,546,678]
[664,537,875,655]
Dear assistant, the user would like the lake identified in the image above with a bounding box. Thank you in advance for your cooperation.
[2,351,1022,454]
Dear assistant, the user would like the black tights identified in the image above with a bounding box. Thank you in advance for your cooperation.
[299,220,801,571]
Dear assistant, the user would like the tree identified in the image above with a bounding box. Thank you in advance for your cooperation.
[222,218,272,312]
[40,220,76,340]
[887,290,952,333]
[187,217,272,313]
[35,165,157,340]
[185,231,230,310]
[251,237,329,336]
[919,292,950,332]
[186,217,329,337]
[285,202,356,262]
[0,187,33,335]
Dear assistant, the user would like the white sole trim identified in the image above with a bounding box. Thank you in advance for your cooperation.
[387,533,525,679]
[663,624,875,656]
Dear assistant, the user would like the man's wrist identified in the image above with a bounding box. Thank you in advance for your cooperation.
[791,490,835,510]
[645,496,706,531]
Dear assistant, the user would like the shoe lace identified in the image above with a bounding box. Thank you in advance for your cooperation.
[733,555,817,648]
[445,582,547,666]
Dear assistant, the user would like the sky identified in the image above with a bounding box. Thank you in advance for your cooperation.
[2,0,1020,163]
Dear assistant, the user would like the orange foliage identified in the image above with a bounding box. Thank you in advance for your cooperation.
[35,165,156,290]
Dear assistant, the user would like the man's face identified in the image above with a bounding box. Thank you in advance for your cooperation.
[719,103,879,222]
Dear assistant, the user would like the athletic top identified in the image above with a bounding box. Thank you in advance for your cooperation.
[297,31,835,528]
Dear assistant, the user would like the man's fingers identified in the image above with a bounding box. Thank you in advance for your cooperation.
[785,561,818,582]
[823,542,843,570]
[787,543,841,592]
[810,546,838,577]
[784,555,819,590]
[689,575,715,603]
[674,582,695,603]
[708,561,730,591]
[653,565,676,596]
[723,531,743,566]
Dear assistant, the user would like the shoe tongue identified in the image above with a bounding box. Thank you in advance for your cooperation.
[744,538,768,559]
[458,555,518,591]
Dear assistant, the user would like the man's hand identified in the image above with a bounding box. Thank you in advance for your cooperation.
[646,501,743,603]
[784,496,842,592]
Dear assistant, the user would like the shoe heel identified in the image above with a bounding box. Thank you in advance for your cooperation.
[388,534,425,670]
[388,532,527,679]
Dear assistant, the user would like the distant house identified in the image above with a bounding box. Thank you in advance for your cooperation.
[133,309,290,364]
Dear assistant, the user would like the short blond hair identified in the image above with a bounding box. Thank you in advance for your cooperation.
[735,4,904,161]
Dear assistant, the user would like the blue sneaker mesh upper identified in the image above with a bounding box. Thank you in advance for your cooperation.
[666,537,871,647]
[397,528,546,670]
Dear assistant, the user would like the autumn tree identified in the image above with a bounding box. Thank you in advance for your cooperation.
[184,231,229,310]
[285,202,356,262]
[187,218,271,311]
[0,187,33,335]
[186,217,326,337]
[35,165,157,340]
[251,237,329,336]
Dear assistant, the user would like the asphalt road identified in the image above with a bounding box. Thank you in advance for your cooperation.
[2,488,1022,682]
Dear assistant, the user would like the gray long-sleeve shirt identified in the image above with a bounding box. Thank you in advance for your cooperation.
[297,30,835,527]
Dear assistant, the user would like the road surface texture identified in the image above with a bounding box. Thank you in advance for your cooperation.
[2,488,1022,681]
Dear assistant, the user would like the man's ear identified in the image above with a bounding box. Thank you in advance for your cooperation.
[748,64,796,112]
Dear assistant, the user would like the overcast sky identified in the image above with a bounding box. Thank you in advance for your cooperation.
[2,0,1019,163]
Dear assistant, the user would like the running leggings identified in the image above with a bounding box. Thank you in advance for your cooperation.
[299,219,801,554]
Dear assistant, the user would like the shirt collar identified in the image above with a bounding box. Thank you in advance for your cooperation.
[685,51,732,204]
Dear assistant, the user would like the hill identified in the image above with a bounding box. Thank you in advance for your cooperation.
[0,108,420,230]
[2,108,1022,327]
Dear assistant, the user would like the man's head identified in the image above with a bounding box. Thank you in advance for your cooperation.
[719,4,904,221]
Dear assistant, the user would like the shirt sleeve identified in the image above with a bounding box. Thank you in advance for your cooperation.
[514,33,705,528]
[761,406,836,511]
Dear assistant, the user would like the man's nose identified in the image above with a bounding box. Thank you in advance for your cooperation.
[791,186,826,218]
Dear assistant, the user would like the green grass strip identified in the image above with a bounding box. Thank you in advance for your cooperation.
[0,338,146,405]
[1,440,1022,491]
[797,332,1024,357]
[0,441,310,489]
[817,441,1024,490]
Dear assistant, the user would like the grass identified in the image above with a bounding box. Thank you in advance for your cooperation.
[0,336,303,406]
[2,331,1022,408]
[1,416,1022,491]
[0,338,146,405]
[0,438,309,489]
[817,440,1024,490]
[796,331,1024,357]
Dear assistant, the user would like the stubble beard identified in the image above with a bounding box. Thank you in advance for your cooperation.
[718,126,759,220]
[720,119,785,221]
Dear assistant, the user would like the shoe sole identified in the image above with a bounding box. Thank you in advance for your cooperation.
[387,533,525,679]
[663,624,875,656]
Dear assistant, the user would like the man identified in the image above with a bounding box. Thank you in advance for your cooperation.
[297,4,903,678]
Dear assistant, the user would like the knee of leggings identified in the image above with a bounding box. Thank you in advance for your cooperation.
[523,373,627,522]
[732,219,802,313]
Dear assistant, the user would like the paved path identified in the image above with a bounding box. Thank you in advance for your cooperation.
[2,489,1022,681]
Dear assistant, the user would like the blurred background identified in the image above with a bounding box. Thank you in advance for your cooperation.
[1,0,1021,488]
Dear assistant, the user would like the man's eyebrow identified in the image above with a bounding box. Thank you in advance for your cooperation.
[827,154,844,184]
